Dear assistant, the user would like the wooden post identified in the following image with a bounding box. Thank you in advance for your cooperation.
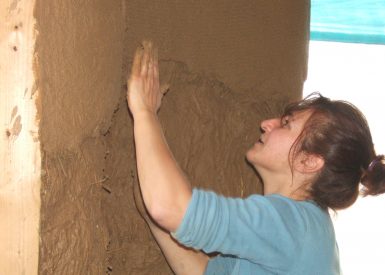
[0,0,40,274]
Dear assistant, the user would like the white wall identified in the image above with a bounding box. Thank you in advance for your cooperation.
[304,40,385,275]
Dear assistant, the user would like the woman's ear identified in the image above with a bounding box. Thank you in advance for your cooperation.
[294,152,324,174]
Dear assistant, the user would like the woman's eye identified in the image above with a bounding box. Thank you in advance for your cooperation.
[281,117,290,127]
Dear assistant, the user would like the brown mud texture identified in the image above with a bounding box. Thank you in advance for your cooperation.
[35,0,309,274]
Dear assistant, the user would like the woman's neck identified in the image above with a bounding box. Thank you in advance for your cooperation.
[262,172,311,201]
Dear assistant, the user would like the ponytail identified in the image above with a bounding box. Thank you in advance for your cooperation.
[361,155,385,196]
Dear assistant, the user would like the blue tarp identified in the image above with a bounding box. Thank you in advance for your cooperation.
[311,0,385,44]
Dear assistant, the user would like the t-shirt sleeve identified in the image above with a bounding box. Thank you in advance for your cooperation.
[171,188,307,271]
[204,255,237,275]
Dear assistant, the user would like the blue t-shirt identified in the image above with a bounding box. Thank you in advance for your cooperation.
[172,188,340,275]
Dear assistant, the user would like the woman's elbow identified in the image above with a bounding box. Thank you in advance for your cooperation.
[148,193,191,232]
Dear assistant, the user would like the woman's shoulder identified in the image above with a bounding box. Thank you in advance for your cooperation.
[246,193,331,227]
[252,193,327,212]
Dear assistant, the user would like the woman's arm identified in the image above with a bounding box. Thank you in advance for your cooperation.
[148,221,209,275]
[127,41,191,231]
[133,182,209,275]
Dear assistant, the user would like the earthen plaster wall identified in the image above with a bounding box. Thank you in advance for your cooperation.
[35,0,125,273]
[35,0,309,274]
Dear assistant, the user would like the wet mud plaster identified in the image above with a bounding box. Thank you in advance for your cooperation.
[116,1,309,273]
[35,0,310,274]
[35,0,125,273]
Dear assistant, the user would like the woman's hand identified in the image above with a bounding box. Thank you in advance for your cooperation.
[127,41,164,117]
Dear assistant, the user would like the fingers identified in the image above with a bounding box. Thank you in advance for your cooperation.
[131,46,143,78]
[147,43,155,78]
[127,40,166,114]
[140,41,152,77]
[131,40,158,79]
[152,47,160,91]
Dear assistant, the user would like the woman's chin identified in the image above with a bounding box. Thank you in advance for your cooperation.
[247,154,265,173]
[246,150,257,166]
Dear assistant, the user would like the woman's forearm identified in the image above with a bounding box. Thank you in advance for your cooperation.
[133,110,192,232]
[133,177,207,275]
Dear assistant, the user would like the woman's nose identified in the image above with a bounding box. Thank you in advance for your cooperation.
[260,118,280,132]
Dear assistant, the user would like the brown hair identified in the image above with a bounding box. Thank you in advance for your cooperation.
[284,93,385,210]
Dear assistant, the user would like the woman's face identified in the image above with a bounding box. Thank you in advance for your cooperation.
[246,110,313,175]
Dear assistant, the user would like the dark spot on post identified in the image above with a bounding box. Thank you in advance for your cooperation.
[13,46,17,51]
[14,25,18,30]
[12,115,22,137]
[11,106,18,121]
[6,129,11,137]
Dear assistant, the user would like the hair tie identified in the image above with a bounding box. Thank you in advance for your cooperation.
[368,155,384,171]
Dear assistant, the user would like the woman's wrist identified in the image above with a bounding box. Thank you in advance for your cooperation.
[132,109,158,122]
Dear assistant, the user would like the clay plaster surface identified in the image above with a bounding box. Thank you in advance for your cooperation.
[35,0,309,274]
[35,0,124,273]
[113,0,309,273]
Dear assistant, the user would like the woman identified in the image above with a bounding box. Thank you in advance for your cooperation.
[127,41,385,274]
